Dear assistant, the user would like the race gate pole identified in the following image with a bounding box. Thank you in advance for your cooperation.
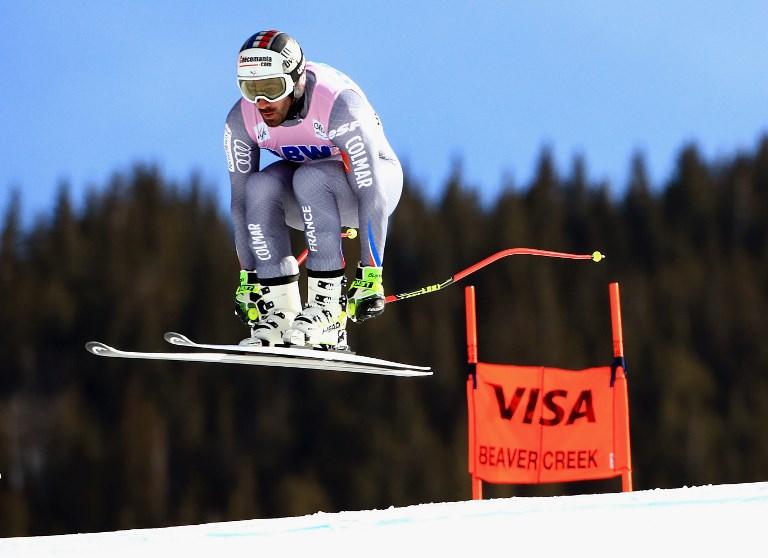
[465,285,482,500]
[609,282,634,492]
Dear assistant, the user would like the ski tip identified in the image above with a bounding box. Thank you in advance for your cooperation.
[85,341,112,356]
[164,332,192,345]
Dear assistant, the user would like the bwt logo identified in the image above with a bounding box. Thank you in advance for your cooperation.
[490,385,596,426]
[281,145,333,162]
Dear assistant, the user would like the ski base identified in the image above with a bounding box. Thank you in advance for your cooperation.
[85,337,431,377]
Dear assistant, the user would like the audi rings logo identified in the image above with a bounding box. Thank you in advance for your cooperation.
[233,139,252,173]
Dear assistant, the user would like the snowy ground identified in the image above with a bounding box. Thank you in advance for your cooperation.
[3,482,767,557]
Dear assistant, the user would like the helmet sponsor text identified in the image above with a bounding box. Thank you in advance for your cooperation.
[240,56,272,67]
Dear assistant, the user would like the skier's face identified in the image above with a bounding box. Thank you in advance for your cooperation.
[256,96,292,127]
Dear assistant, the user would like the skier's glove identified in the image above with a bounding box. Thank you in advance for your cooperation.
[347,264,385,322]
[234,270,263,326]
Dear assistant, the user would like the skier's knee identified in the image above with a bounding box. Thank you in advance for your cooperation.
[291,165,325,199]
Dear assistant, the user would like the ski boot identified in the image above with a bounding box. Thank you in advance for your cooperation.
[240,274,302,346]
[283,270,349,350]
[347,264,385,322]
[234,270,263,326]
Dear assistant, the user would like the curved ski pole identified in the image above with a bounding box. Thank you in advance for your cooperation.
[296,228,358,266]
[384,248,605,304]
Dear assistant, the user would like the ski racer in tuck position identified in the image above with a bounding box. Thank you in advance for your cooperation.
[225,30,403,349]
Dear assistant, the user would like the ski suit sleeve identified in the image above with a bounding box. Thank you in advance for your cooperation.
[224,100,261,270]
[328,89,390,267]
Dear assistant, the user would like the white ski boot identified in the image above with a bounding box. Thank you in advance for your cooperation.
[283,271,349,350]
[240,275,302,346]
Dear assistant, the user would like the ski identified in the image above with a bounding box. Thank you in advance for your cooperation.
[163,332,428,372]
[85,341,431,377]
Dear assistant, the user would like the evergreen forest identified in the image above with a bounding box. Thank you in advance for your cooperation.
[2,137,768,535]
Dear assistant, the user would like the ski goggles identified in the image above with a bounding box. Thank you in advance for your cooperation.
[238,75,294,103]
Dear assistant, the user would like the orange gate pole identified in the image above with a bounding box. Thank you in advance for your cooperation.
[609,282,633,492]
[465,286,482,500]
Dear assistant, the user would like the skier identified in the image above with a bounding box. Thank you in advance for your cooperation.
[224,30,403,349]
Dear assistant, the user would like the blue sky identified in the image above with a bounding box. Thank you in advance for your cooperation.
[2,1,767,222]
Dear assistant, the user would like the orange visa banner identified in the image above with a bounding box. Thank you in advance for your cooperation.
[467,362,631,485]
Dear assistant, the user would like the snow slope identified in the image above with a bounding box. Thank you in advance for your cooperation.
[2,482,766,557]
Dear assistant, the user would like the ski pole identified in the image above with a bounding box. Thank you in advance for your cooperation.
[296,228,358,266]
[384,248,604,304]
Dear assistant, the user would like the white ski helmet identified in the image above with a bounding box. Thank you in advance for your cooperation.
[237,30,306,103]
